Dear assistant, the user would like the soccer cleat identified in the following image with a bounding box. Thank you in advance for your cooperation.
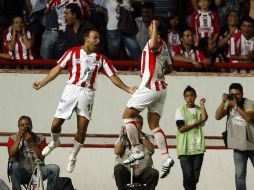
[42,140,60,156]
[123,151,145,165]
[160,157,175,179]
[67,158,76,173]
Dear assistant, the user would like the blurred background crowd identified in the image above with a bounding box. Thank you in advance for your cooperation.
[0,0,254,71]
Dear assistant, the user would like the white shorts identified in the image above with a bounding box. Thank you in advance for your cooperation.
[127,86,167,116]
[55,84,95,120]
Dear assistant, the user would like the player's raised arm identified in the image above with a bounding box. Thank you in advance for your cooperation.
[32,65,62,90]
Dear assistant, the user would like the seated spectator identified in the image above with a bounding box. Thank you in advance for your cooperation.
[135,1,155,51]
[114,115,159,190]
[7,115,60,190]
[189,0,220,46]
[57,3,94,55]
[230,16,254,63]
[4,15,34,60]
[218,10,240,62]
[167,12,181,54]
[172,28,200,68]
[197,36,224,68]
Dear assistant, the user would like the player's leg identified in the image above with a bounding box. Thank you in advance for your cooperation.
[147,112,174,178]
[42,118,65,156]
[43,85,79,156]
[123,87,153,164]
[122,107,145,164]
[67,115,89,173]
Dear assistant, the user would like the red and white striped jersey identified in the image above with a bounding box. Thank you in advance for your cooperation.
[140,39,172,91]
[47,0,84,31]
[172,45,198,61]
[5,29,34,60]
[58,46,117,90]
[220,29,239,59]
[190,10,220,41]
[230,32,254,58]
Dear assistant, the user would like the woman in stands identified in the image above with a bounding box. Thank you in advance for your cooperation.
[4,15,34,60]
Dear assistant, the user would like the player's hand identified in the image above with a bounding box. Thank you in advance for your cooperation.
[32,82,43,90]
[129,86,138,94]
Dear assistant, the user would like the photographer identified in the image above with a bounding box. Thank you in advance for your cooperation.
[215,83,254,190]
[114,115,159,190]
[7,115,60,190]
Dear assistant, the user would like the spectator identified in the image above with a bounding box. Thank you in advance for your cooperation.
[4,15,34,60]
[7,115,60,190]
[215,83,254,190]
[114,115,159,190]
[175,86,208,190]
[135,1,155,51]
[57,3,94,55]
[172,28,200,68]
[218,10,239,62]
[189,0,220,46]
[106,0,141,60]
[167,12,181,54]
[45,0,89,58]
[230,16,254,63]
[197,37,224,68]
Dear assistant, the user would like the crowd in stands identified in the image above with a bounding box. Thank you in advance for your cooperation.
[1,0,254,71]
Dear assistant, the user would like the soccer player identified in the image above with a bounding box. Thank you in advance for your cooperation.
[33,28,136,173]
[122,18,175,179]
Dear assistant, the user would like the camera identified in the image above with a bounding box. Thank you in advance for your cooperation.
[227,94,235,100]
[25,127,31,133]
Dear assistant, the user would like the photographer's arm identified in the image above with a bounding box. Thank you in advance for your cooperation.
[24,133,45,161]
[8,128,25,157]
[215,94,228,120]
[114,136,125,155]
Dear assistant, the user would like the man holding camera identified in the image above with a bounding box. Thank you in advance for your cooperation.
[215,83,254,190]
[7,115,60,190]
[114,115,159,190]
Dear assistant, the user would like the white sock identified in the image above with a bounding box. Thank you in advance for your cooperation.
[124,119,140,147]
[152,127,169,160]
[69,140,82,160]
[51,133,60,142]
